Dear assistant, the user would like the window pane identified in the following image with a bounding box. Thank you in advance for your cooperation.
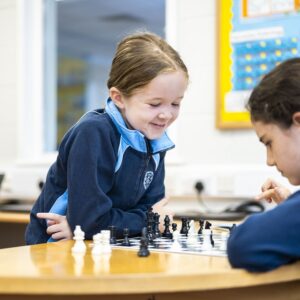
[44,0,165,151]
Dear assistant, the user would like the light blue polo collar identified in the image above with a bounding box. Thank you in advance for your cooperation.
[105,98,174,154]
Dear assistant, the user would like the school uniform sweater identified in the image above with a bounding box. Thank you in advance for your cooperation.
[227,190,300,272]
[25,99,174,244]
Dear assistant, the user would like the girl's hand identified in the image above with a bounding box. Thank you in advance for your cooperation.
[255,178,291,204]
[37,212,73,241]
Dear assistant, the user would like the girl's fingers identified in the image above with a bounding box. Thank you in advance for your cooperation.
[37,212,64,222]
[255,189,275,201]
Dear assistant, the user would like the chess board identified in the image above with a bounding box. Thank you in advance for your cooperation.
[112,233,228,257]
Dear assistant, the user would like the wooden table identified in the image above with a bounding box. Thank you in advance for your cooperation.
[0,241,299,300]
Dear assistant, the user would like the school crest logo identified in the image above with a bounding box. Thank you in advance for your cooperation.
[143,171,154,189]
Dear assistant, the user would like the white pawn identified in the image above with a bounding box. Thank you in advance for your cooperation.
[92,233,103,255]
[219,232,229,252]
[100,230,112,254]
[72,225,86,254]
[187,220,198,245]
[171,230,181,251]
[202,229,213,251]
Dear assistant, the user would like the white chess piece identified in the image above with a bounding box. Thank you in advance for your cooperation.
[202,229,213,251]
[92,233,103,255]
[100,230,112,254]
[188,220,195,235]
[219,232,229,252]
[171,230,181,251]
[72,225,87,254]
[187,220,198,245]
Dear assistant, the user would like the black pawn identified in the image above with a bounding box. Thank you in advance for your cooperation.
[172,223,177,232]
[122,228,131,246]
[138,236,150,257]
[109,225,117,244]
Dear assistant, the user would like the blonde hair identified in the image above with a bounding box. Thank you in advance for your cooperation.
[107,32,188,97]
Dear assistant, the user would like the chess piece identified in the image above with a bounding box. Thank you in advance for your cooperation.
[92,233,102,255]
[210,231,215,247]
[72,225,86,254]
[109,225,117,244]
[202,229,213,251]
[187,220,198,245]
[171,229,181,251]
[162,215,173,239]
[153,213,161,238]
[101,230,112,254]
[219,232,229,252]
[180,218,189,236]
[137,236,150,257]
[122,228,131,246]
[188,220,195,235]
[147,223,155,243]
[205,221,212,229]
[172,223,177,232]
[198,219,204,234]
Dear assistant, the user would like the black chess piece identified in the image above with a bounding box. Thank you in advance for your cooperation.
[210,231,215,247]
[137,236,150,257]
[162,215,173,239]
[146,207,154,226]
[109,225,117,244]
[180,217,189,236]
[147,223,155,243]
[198,219,204,234]
[172,223,177,232]
[153,213,161,238]
[122,228,131,246]
[205,221,212,230]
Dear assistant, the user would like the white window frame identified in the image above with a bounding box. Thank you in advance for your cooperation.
[17,0,57,166]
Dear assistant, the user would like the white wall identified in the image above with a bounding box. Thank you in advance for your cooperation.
[0,0,292,200]
[164,0,291,197]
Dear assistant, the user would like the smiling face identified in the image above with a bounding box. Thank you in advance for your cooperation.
[253,115,300,185]
[110,71,188,140]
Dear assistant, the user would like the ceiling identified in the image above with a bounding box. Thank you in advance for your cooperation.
[57,0,166,66]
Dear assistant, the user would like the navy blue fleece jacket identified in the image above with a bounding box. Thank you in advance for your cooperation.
[25,99,174,244]
[227,190,300,272]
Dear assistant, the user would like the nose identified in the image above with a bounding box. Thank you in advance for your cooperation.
[158,110,172,120]
[266,150,275,166]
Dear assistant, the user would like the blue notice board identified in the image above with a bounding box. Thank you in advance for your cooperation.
[217,0,300,129]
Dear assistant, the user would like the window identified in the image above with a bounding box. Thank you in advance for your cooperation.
[51,0,165,150]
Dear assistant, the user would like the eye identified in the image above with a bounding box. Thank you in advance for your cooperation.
[172,103,180,107]
[149,103,160,107]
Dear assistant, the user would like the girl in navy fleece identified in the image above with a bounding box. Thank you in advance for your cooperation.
[227,58,300,272]
[26,32,189,244]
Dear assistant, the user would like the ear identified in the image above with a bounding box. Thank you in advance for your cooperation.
[292,112,300,126]
[109,87,125,109]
